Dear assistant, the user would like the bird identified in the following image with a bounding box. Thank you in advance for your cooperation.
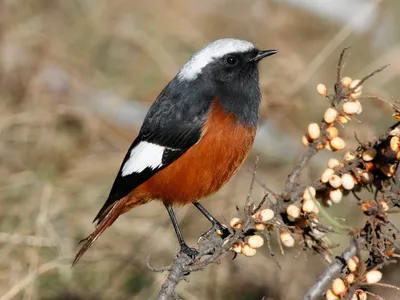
[73,38,277,265]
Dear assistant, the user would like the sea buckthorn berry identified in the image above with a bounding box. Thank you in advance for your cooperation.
[232,243,242,253]
[303,186,316,201]
[346,273,355,285]
[252,209,274,223]
[302,199,315,213]
[229,217,243,229]
[328,174,342,188]
[332,278,347,296]
[326,127,339,140]
[365,270,382,284]
[347,256,359,272]
[349,79,362,93]
[343,101,360,115]
[362,148,376,161]
[330,137,346,151]
[344,151,355,161]
[308,123,321,140]
[254,223,266,231]
[325,289,339,300]
[390,136,400,152]
[321,168,335,183]
[241,244,257,257]
[286,204,301,219]
[302,135,310,146]
[324,108,338,124]
[341,173,355,190]
[379,200,389,212]
[357,290,367,300]
[327,158,340,169]
[359,170,373,184]
[247,235,264,249]
[340,76,352,88]
[280,231,295,247]
[329,189,343,204]
[316,83,328,96]
[380,164,396,177]
[338,114,350,124]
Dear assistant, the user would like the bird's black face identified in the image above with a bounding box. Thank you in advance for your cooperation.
[202,49,277,86]
[203,50,257,85]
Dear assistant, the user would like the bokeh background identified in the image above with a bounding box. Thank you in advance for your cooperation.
[1,0,399,299]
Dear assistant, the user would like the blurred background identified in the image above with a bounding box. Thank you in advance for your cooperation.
[1,0,399,299]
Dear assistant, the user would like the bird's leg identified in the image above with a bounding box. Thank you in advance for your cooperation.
[165,204,199,259]
[193,202,230,241]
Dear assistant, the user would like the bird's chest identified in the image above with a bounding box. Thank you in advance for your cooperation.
[139,99,256,205]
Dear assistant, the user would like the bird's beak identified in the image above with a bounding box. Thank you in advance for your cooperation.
[251,50,278,62]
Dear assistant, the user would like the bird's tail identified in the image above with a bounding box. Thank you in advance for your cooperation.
[72,199,126,266]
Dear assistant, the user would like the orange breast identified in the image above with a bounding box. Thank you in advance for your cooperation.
[129,98,256,206]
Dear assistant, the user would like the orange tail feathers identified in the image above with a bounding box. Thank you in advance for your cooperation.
[72,199,126,267]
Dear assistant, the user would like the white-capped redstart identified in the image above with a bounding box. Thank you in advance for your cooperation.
[73,38,277,265]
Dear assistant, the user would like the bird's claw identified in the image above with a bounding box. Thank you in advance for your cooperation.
[179,244,199,260]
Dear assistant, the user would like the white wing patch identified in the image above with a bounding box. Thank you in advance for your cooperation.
[178,38,255,81]
[121,141,165,176]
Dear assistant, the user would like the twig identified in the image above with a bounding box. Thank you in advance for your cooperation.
[362,282,400,291]
[285,145,318,191]
[245,154,259,217]
[334,46,350,94]
[346,64,390,96]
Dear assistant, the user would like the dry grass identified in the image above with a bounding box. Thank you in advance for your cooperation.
[1,1,400,299]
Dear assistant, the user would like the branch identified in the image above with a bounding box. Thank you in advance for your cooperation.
[304,241,359,300]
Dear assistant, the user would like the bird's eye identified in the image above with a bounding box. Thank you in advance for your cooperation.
[225,56,238,65]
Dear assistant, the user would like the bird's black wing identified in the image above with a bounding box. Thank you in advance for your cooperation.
[94,82,213,223]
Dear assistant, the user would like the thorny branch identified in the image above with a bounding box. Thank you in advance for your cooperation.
[153,48,400,300]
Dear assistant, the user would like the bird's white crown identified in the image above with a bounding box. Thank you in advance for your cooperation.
[178,38,255,81]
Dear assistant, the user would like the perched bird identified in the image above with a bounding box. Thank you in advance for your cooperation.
[73,38,277,265]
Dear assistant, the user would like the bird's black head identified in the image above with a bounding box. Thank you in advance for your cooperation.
[177,38,277,126]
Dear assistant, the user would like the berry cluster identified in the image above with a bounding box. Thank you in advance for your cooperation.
[325,255,383,300]
[228,208,274,257]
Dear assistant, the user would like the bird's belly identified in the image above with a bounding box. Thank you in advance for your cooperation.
[131,100,257,206]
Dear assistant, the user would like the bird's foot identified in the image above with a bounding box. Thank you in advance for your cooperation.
[179,244,199,260]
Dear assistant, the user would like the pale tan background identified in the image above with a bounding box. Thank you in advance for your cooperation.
[0,0,399,299]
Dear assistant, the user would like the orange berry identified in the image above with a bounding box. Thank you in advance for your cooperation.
[330,137,346,151]
[326,127,339,140]
[362,148,376,161]
[332,278,347,296]
[365,270,382,284]
[241,244,257,257]
[324,108,338,124]
[316,83,328,96]
[247,235,264,249]
[340,76,352,88]
[308,123,321,140]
